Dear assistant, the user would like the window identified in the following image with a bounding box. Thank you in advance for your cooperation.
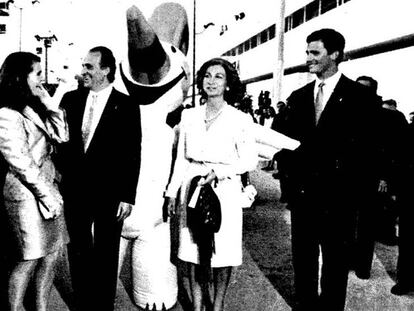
[244,40,250,52]
[260,29,268,44]
[0,2,7,9]
[238,44,243,54]
[321,0,337,14]
[251,36,257,48]
[0,24,6,34]
[231,49,236,56]
[268,25,275,40]
[305,0,319,21]
[285,15,292,32]
[292,8,304,29]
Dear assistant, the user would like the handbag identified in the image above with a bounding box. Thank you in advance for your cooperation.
[187,176,222,237]
[186,175,221,282]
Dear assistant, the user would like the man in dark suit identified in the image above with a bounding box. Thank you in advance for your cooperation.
[283,29,381,311]
[59,46,141,311]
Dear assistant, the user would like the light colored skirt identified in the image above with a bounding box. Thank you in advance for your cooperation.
[178,177,243,267]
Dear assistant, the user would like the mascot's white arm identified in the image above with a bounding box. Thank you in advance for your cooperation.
[254,124,300,160]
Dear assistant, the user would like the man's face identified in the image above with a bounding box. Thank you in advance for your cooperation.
[306,40,337,76]
[81,51,108,91]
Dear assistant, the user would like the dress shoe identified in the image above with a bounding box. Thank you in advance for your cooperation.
[391,283,414,295]
[355,270,371,280]
[377,235,398,246]
[272,172,281,179]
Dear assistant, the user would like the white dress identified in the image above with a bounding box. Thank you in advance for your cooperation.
[166,104,258,267]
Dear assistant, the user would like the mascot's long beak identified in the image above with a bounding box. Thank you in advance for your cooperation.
[126,5,169,83]
[148,2,189,56]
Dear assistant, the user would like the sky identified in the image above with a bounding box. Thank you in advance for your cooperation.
[0,0,279,72]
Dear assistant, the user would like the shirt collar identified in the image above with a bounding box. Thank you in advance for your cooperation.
[89,85,113,102]
[316,71,342,90]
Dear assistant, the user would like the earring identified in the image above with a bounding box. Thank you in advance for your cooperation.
[226,87,230,91]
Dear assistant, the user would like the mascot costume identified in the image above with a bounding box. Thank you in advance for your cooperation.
[114,3,190,311]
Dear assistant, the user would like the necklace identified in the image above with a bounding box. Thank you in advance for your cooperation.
[205,108,224,123]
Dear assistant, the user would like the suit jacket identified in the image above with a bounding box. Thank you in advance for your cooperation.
[0,106,69,259]
[283,74,382,205]
[0,106,68,212]
[59,87,141,210]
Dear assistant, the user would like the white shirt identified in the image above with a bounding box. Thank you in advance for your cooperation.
[82,85,113,150]
[314,71,342,111]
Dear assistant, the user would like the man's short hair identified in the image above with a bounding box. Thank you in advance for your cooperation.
[307,28,345,64]
[356,75,378,93]
[89,46,116,83]
[383,99,397,107]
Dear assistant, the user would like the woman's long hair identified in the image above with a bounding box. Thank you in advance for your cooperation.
[196,57,245,106]
[0,52,48,119]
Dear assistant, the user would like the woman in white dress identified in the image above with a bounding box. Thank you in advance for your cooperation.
[165,57,257,311]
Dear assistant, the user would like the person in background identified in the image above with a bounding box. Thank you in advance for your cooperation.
[282,29,382,311]
[349,75,388,280]
[262,101,289,172]
[408,111,414,125]
[0,51,69,311]
[382,100,413,296]
[58,46,141,311]
[165,57,257,311]
[255,90,275,126]
[375,99,408,246]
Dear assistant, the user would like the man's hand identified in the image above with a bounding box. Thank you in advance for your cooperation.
[117,202,133,221]
[166,197,177,218]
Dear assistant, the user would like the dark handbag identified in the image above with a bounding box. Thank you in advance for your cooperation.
[187,176,221,235]
[186,175,221,283]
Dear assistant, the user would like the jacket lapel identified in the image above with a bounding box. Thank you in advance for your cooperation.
[21,106,49,137]
[317,75,347,126]
[85,89,117,153]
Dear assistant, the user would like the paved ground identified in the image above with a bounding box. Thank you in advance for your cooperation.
[45,165,414,310]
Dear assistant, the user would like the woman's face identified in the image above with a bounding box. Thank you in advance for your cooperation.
[27,61,44,96]
[203,64,227,98]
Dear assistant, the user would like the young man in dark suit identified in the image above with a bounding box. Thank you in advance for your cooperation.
[283,29,381,311]
[59,46,141,311]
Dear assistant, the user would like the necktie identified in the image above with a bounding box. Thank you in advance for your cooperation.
[82,94,97,151]
[315,82,325,124]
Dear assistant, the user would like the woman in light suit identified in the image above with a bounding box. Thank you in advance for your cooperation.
[0,52,69,311]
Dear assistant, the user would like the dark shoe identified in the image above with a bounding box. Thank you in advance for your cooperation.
[272,172,281,179]
[391,283,414,295]
[378,236,398,246]
[355,270,371,280]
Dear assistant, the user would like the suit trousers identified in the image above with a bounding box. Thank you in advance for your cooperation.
[290,196,355,311]
[66,198,123,311]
